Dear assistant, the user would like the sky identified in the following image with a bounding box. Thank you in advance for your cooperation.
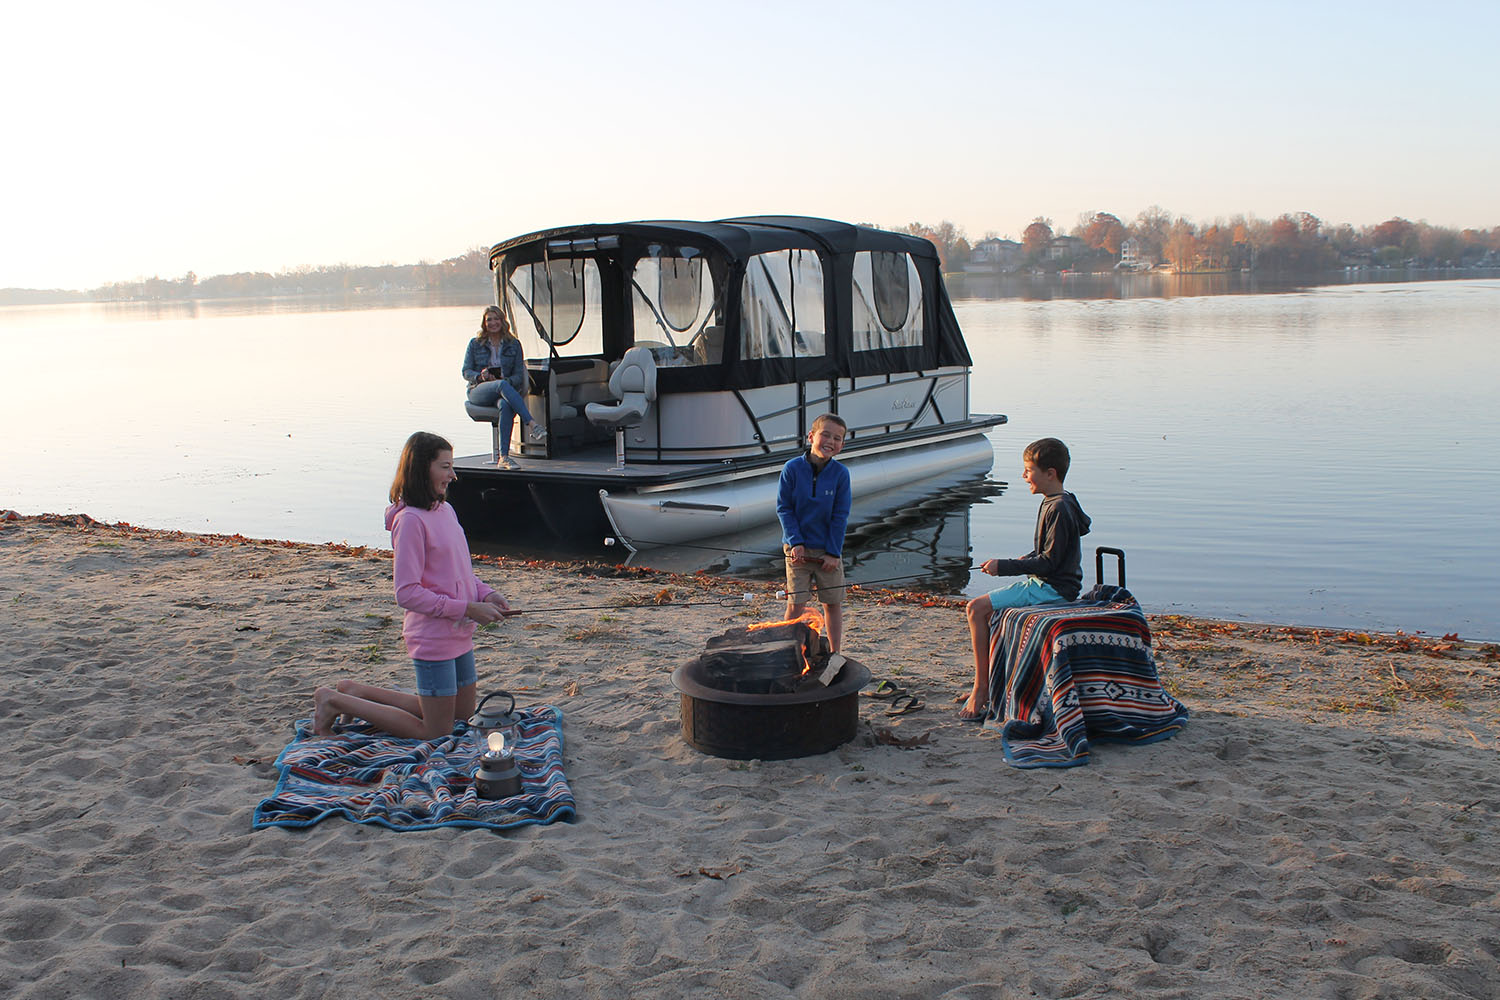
[3,0,1497,290]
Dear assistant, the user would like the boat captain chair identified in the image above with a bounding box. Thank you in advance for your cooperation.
[584,346,658,471]
[463,399,507,466]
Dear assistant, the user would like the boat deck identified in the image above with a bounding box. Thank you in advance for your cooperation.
[454,413,1007,489]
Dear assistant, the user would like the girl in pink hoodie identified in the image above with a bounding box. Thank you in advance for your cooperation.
[312,432,511,738]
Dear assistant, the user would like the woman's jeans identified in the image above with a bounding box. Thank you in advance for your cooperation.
[467,380,534,456]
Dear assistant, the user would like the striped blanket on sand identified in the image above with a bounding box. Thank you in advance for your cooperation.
[982,585,1188,768]
[253,705,575,831]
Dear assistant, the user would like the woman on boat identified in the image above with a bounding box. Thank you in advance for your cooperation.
[463,305,544,469]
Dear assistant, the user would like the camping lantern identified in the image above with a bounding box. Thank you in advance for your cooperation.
[468,690,519,748]
[475,731,522,800]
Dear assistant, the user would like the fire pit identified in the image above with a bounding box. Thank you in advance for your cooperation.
[671,613,873,760]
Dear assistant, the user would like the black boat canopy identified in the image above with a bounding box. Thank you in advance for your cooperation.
[489,215,972,393]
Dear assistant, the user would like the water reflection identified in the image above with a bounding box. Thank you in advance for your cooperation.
[87,290,493,321]
[471,473,1005,595]
[945,267,1498,302]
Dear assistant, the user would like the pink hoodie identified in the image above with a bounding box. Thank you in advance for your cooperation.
[384,500,495,660]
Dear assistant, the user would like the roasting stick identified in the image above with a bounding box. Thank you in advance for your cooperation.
[499,593,760,616]
[491,535,970,620]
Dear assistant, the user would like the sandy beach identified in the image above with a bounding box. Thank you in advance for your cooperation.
[3,511,1498,999]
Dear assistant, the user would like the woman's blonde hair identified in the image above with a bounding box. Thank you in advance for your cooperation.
[475,304,514,342]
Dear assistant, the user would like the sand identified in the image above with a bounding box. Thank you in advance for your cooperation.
[2,511,1498,999]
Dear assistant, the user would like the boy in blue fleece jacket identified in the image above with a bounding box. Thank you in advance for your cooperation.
[776,413,851,652]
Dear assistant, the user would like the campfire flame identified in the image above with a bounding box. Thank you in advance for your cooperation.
[746,608,825,634]
[746,609,825,675]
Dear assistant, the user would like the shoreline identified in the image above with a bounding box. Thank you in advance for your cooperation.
[3,511,1498,997]
[8,508,1494,646]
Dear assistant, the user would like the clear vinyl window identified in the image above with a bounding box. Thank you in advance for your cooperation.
[739,249,826,360]
[503,257,605,357]
[631,246,723,366]
[852,251,924,351]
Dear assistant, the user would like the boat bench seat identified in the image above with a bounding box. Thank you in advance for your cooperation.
[507,358,613,447]
[537,359,612,420]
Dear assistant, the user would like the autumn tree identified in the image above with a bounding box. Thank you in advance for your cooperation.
[1022,217,1054,260]
[1370,218,1416,256]
[1079,212,1127,255]
[1162,218,1198,271]
[1130,205,1173,263]
[1419,224,1460,264]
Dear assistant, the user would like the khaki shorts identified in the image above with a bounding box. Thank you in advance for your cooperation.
[783,546,846,607]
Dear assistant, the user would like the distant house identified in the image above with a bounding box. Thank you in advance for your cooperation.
[1117,237,1150,270]
[1046,236,1086,263]
[968,238,1024,273]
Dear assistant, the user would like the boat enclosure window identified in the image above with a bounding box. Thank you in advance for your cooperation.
[852,251,923,351]
[502,253,606,361]
[739,249,825,361]
[631,246,723,367]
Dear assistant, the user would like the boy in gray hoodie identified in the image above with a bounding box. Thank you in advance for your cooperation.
[960,437,1091,722]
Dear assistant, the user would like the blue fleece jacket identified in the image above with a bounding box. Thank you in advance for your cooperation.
[776,451,852,557]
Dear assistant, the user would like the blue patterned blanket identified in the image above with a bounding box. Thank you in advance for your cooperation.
[983,585,1188,768]
[253,705,576,831]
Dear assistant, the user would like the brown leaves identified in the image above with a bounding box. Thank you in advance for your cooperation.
[874,727,931,749]
[872,587,964,609]
[619,587,680,608]
[1335,630,1461,658]
[676,865,742,880]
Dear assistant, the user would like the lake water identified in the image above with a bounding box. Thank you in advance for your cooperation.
[2,279,1496,640]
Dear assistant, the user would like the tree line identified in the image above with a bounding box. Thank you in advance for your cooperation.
[900,211,1500,274]
[8,210,1499,307]
[83,248,494,303]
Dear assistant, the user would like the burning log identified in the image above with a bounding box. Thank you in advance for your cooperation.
[696,612,832,695]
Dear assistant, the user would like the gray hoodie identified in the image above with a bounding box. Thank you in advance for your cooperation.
[990,491,1092,600]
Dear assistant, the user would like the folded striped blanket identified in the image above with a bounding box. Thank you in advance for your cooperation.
[253,706,575,831]
[982,585,1188,768]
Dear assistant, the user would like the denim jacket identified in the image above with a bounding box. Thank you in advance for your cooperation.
[462,336,527,393]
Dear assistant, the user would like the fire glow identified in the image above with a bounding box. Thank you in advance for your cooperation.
[746,609,825,674]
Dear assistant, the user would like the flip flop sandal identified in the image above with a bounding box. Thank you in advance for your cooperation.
[886,694,925,716]
[862,679,905,699]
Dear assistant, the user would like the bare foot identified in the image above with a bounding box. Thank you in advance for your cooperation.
[958,691,986,722]
[313,686,340,737]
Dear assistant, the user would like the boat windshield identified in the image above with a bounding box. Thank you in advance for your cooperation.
[630,245,723,367]
[503,256,605,359]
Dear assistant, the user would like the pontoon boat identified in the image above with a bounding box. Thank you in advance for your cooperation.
[449,216,1005,552]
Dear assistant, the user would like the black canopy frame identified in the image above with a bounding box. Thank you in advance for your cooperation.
[490,215,973,394]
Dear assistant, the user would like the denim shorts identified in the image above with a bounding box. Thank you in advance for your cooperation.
[987,576,1064,610]
[412,650,477,698]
